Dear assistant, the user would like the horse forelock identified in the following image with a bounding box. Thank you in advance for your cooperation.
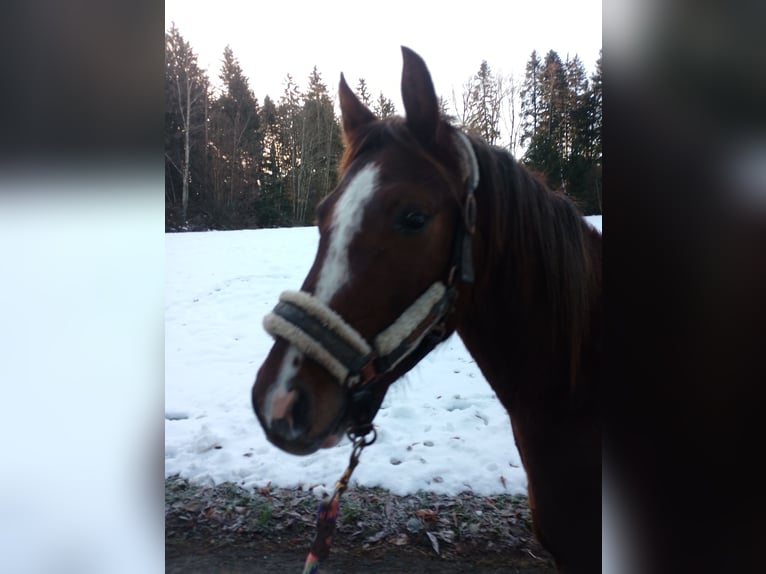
[340,118,466,206]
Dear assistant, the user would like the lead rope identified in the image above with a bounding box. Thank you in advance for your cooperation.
[301,426,377,574]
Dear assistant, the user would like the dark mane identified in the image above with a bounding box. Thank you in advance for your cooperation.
[462,134,594,392]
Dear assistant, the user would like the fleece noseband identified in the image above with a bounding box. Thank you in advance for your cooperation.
[263,282,454,388]
[262,131,479,422]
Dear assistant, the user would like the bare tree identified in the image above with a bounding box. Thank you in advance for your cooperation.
[455,61,509,147]
[500,72,522,157]
[166,24,208,222]
[451,78,473,128]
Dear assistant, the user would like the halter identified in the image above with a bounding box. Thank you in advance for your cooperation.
[262,131,479,424]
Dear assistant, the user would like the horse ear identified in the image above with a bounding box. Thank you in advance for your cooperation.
[339,72,376,137]
[401,46,440,146]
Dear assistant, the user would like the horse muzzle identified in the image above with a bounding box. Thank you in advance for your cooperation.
[254,276,466,457]
[252,340,351,455]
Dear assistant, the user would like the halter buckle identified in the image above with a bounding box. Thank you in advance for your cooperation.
[359,354,379,385]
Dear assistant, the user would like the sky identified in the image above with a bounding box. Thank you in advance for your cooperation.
[165,0,602,113]
[165,216,602,497]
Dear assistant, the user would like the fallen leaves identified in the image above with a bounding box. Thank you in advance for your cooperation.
[415,509,438,522]
[391,533,409,546]
[426,531,440,555]
[165,476,551,564]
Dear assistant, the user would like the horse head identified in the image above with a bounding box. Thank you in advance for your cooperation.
[251,47,478,454]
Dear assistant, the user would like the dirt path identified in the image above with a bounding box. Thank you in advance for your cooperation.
[166,545,555,573]
[166,477,556,573]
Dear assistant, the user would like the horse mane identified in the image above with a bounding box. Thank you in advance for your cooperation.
[466,133,594,392]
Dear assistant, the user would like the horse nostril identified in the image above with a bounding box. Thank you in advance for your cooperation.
[270,417,292,438]
[269,387,310,440]
[290,388,309,434]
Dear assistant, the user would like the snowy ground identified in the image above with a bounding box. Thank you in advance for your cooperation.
[165,216,602,497]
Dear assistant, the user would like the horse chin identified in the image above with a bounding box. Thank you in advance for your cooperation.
[265,432,324,455]
[263,419,347,455]
[265,431,343,456]
[320,432,343,449]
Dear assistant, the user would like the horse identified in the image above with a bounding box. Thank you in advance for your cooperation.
[252,47,601,573]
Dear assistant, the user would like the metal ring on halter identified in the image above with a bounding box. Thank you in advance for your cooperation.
[347,424,377,446]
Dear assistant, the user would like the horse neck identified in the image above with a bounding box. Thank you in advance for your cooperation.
[454,150,599,410]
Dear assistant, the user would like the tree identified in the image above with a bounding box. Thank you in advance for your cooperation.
[539,50,568,150]
[563,54,589,159]
[587,51,602,164]
[520,49,603,214]
[355,78,372,107]
[165,23,209,225]
[278,74,303,225]
[523,50,568,191]
[293,66,341,224]
[501,72,522,157]
[464,60,503,145]
[209,45,261,226]
[451,78,473,129]
[255,95,291,226]
[373,91,396,118]
[581,51,603,213]
[519,50,542,150]
[437,95,453,122]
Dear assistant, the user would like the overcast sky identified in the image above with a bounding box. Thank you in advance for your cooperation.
[165,0,601,114]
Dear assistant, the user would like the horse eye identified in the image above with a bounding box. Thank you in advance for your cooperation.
[397,210,429,233]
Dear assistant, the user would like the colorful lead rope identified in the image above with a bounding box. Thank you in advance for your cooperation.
[301,496,339,574]
[301,427,376,574]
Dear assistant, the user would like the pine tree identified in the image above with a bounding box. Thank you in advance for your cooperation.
[373,91,396,118]
[355,78,372,107]
[564,54,589,159]
[282,67,343,225]
[278,74,303,226]
[539,51,568,148]
[464,60,503,145]
[587,51,602,164]
[523,50,567,192]
[210,45,261,226]
[520,49,602,214]
[583,51,602,213]
[519,50,542,149]
[255,95,291,227]
[301,67,333,223]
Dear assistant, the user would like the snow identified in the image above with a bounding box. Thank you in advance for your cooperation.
[165,216,602,496]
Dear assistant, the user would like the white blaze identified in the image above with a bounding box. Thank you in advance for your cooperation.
[266,164,379,422]
[315,163,380,303]
[265,345,302,426]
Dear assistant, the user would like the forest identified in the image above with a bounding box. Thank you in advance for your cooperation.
[165,24,602,231]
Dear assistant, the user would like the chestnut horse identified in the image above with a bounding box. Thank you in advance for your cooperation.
[252,47,601,573]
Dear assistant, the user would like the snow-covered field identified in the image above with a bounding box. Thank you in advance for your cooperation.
[165,216,602,497]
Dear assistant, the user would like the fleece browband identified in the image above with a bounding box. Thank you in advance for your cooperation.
[263,283,449,387]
